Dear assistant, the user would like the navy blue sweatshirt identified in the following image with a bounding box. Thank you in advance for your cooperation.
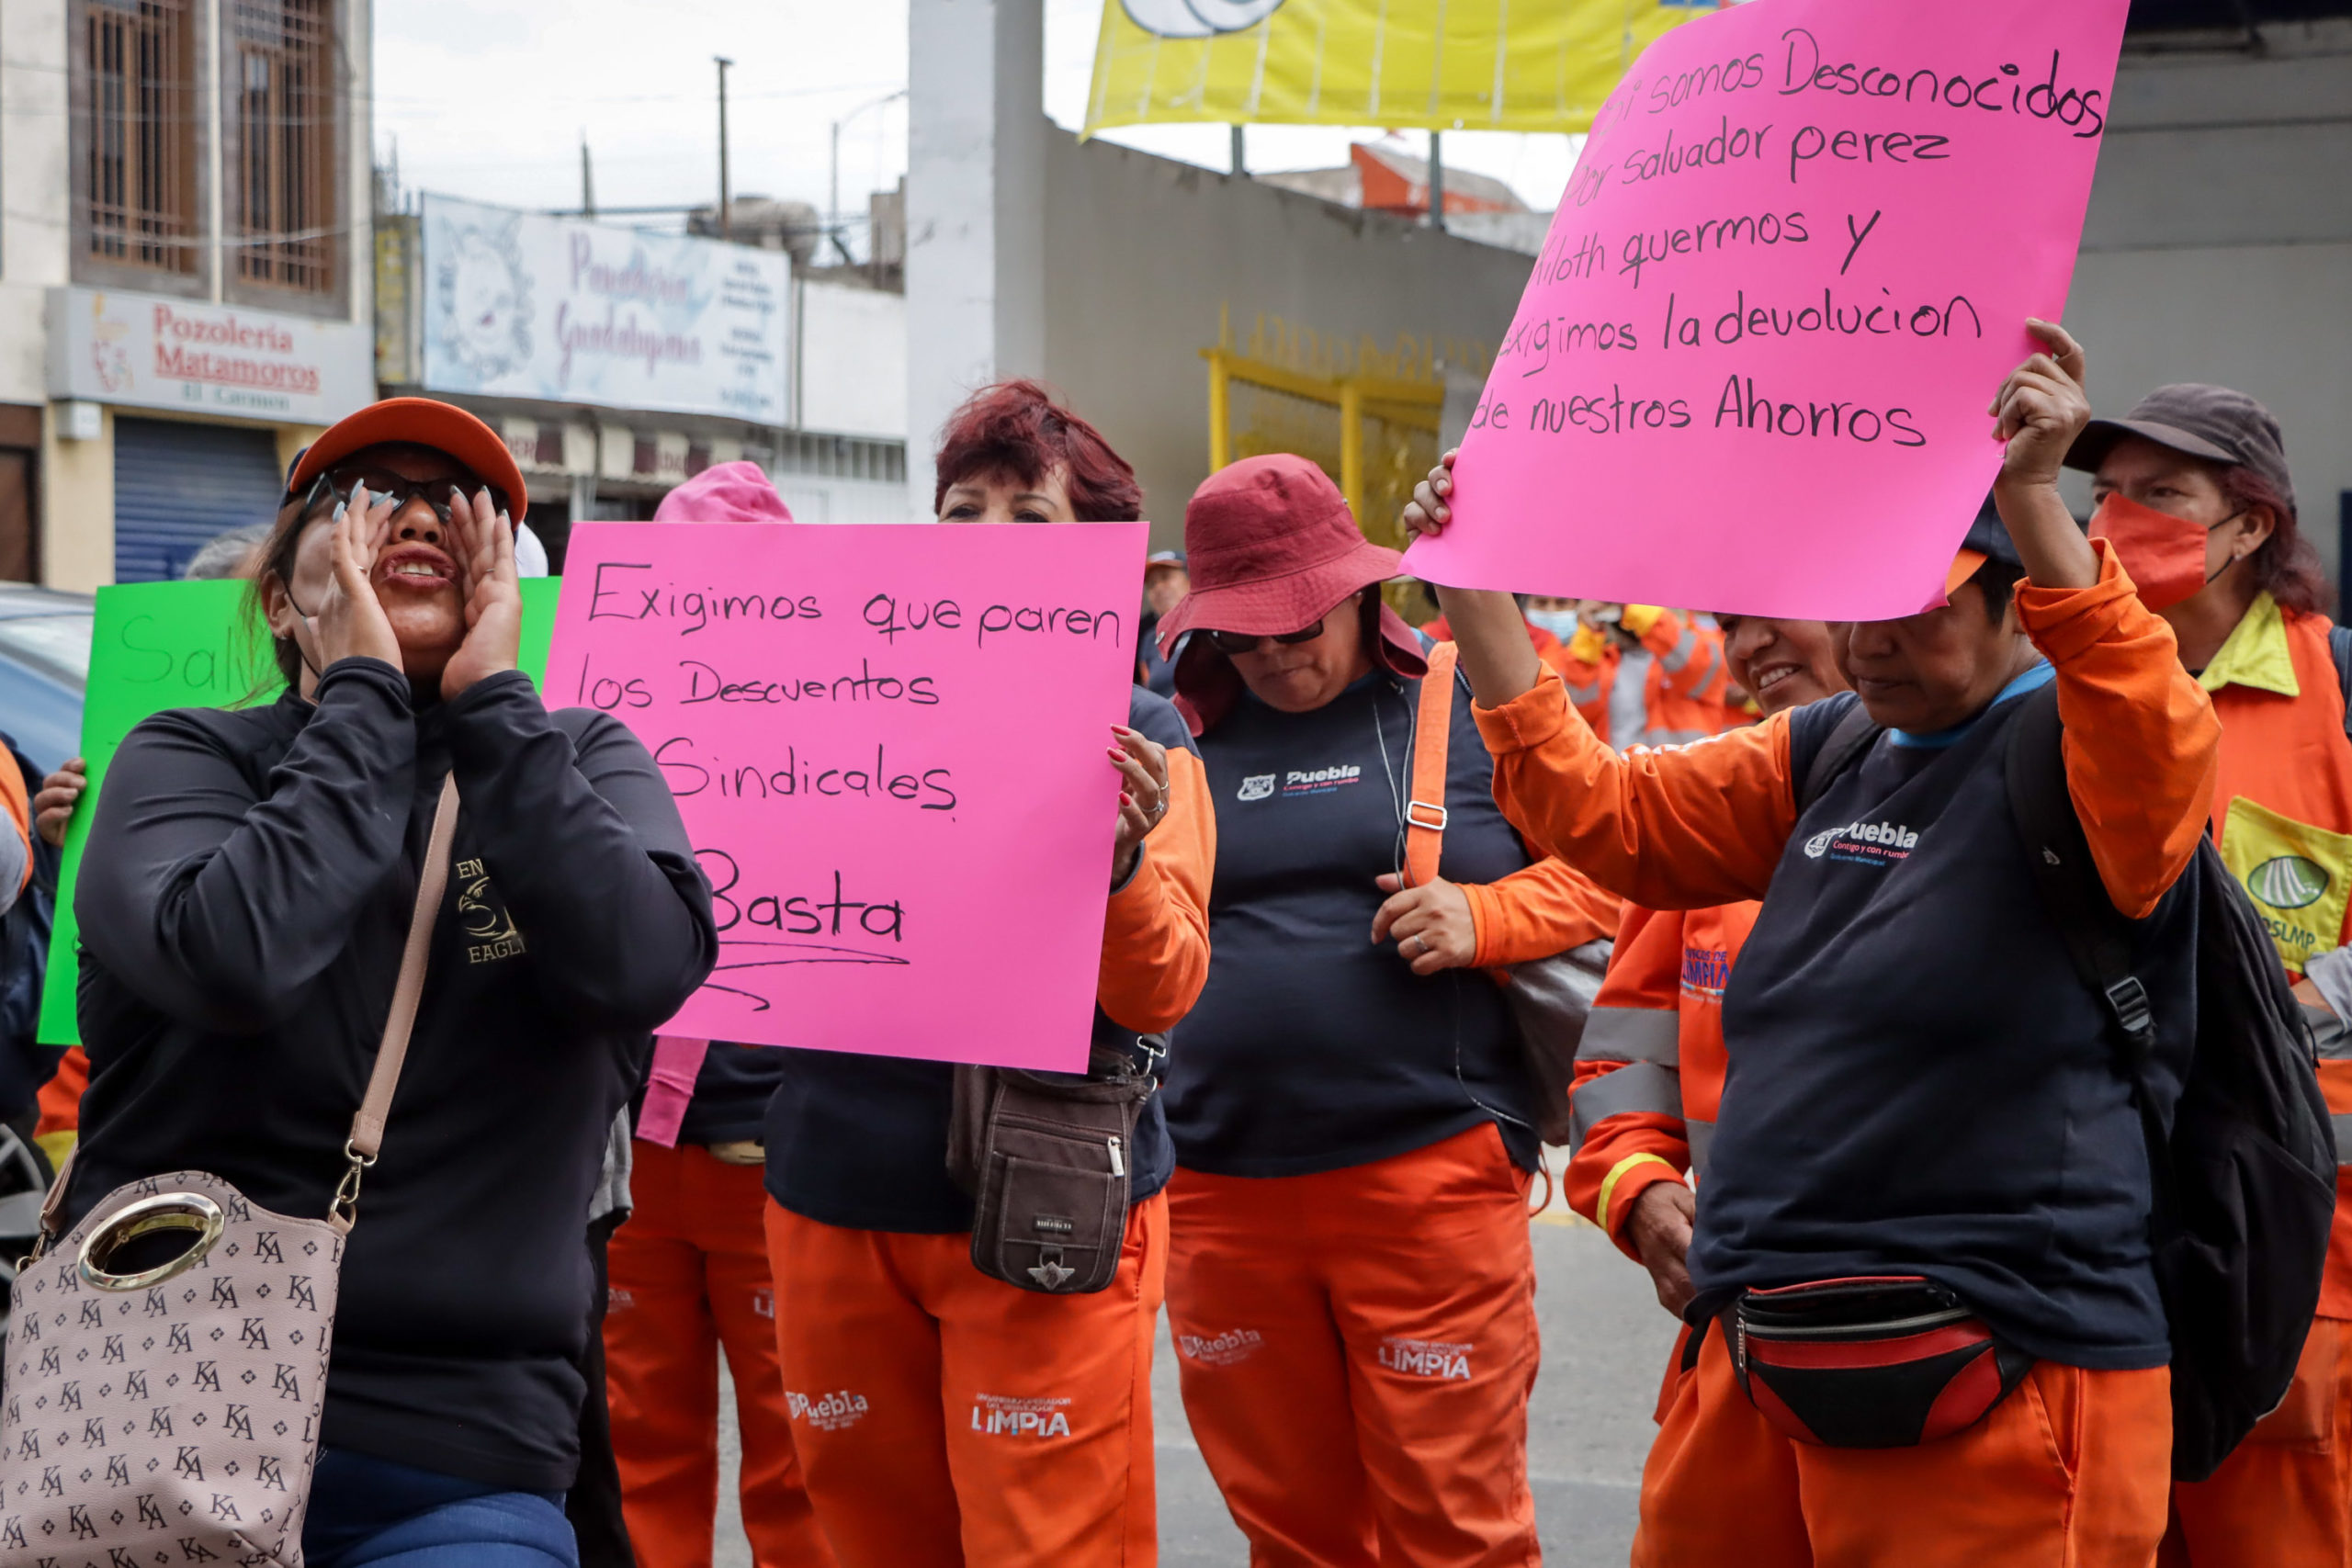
[68,660,717,1490]
[1165,666,1542,1177]
[1697,687,2198,1368]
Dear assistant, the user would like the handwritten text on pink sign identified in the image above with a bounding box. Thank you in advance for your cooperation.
[547,522,1148,1068]
[1407,0,2131,620]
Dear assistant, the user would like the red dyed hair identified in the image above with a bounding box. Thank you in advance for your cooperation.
[932,380,1141,522]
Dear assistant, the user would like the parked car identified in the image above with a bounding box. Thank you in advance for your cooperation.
[0,584,94,774]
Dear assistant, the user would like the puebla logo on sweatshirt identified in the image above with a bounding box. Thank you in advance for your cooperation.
[1236,764,1364,801]
[1803,819,1921,867]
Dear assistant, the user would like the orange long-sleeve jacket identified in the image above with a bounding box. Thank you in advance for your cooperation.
[2192,593,2352,1316]
[1564,899,1755,1254]
[1098,742,1216,1033]
[1464,857,1621,968]
[1472,544,2217,926]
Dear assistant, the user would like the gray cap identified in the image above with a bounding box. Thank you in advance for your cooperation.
[2064,383,2294,517]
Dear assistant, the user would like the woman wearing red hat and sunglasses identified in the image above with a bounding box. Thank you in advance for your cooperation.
[1151,454,1618,1566]
[759,381,1214,1568]
[44,399,718,1565]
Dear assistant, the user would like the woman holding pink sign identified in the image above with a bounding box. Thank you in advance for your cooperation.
[760,380,1214,1568]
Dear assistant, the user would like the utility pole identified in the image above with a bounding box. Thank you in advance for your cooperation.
[715,55,734,241]
[829,89,907,266]
[580,134,596,219]
[1229,124,1246,177]
[1427,130,1445,231]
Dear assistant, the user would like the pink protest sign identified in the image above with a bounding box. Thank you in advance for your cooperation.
[547,521,1149,1069]
[1407,0,2130,620]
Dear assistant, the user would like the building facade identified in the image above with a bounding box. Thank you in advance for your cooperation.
[373,195,910,565]
[0,0,378,589]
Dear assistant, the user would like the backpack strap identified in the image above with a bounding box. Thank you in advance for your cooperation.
[1404,643,1459,888]
[2003,682,2177,1209]
[2329,624,2352,743]
[1797,699,1883,815]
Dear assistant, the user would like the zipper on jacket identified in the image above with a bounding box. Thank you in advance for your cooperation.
[1107,1135,1125,1177]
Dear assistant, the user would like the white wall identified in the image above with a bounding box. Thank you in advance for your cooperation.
[0,0,74,406]
[772,477,913,526]
[799,280,908,442]
[2066,22,2352,578]
[905,0,1046,517]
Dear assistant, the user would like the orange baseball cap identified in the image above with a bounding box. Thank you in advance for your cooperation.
[282,397,527,521]
[1943,547,1989,597]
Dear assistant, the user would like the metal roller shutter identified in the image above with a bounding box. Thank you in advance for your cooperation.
[113,417,285,583]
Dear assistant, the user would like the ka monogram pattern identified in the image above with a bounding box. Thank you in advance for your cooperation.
[0,1170,344,1568]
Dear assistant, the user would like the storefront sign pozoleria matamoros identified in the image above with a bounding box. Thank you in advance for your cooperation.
[46,287,377,426]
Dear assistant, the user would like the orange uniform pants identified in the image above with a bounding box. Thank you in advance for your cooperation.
[1635,1314,2172,1568]
[604,1141,830,1568]
[2164,1314,2352,1567]
[763,1192,1166,1568]
[1164,1123,1541,1568]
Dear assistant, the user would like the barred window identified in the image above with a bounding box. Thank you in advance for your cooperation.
[83,0,198,275]
[231,0,334,294]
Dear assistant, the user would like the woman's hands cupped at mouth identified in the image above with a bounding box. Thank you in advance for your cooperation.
[439,488,524,701]
[293,484,403,676]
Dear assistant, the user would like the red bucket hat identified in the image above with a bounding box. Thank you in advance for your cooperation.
[1159,454,1428,733]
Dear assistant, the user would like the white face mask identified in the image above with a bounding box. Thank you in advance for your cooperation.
[1523,606,1581,640]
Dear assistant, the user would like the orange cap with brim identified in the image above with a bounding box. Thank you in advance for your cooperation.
[1944,547,1988,598]
[282,397,527,521]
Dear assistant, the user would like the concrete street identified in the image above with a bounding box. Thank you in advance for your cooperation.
[712,1202,1678,1567]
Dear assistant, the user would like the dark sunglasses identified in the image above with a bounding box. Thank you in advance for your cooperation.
[1204,617,1327,655]
[295,468,508,524]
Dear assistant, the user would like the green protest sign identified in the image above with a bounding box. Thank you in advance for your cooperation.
[37,577,561,1046]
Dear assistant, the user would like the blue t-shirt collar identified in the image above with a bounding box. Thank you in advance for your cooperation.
[1887,660,2054,750]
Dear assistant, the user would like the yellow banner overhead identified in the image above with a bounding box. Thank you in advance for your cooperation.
[1085,0,1721,136]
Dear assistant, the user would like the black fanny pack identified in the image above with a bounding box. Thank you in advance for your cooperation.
[1726,1276,2034,1449]
[944,1040,1160,1295]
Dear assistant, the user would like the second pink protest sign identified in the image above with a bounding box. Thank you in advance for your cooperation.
[548,520,1148,1069]
[1408,0,2132,620]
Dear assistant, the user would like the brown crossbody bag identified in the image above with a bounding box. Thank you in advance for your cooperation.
[2,777,458,1566]
[944,1031,1161,1295]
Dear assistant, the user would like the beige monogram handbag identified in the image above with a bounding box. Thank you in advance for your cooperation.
[1,778,458,1567]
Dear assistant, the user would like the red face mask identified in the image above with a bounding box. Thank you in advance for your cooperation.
[2088,492,2242,613]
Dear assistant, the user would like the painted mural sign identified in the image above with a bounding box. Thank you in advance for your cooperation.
[419,194,790,423]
